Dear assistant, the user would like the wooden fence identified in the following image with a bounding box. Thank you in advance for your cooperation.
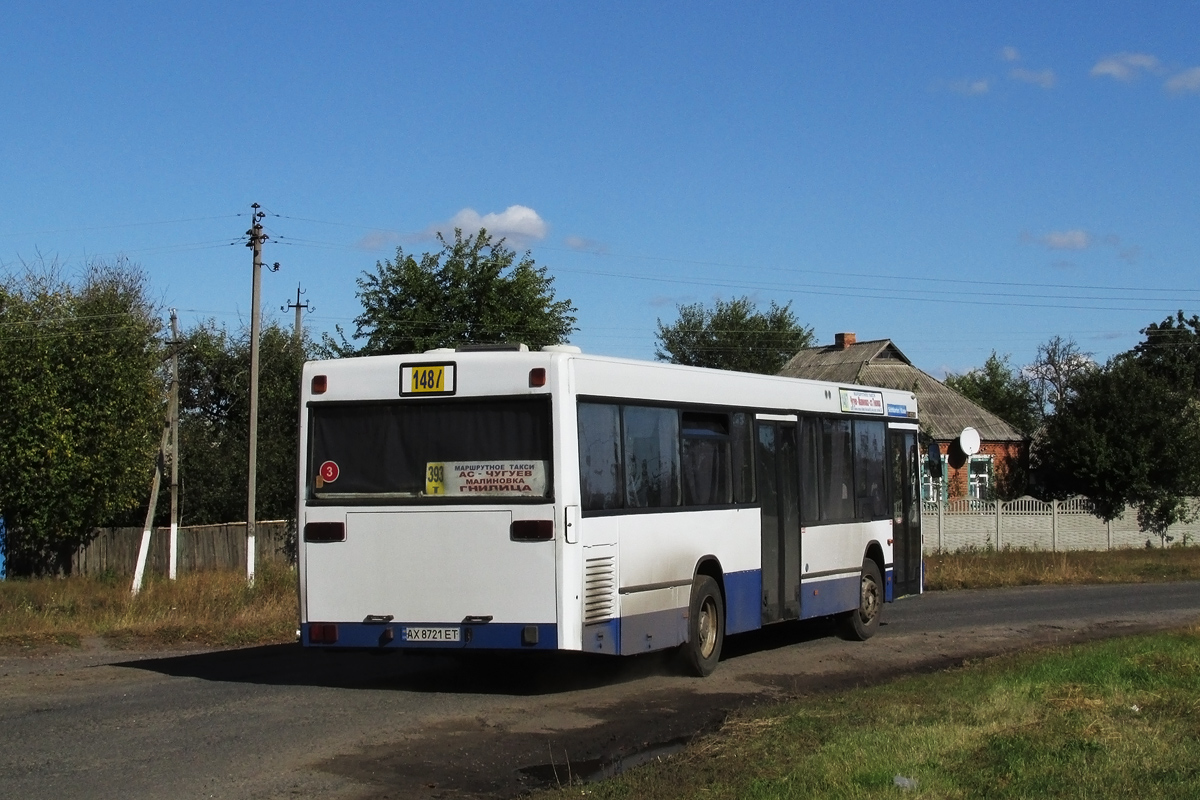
[72,521,293,577]
[922,498,1200,552]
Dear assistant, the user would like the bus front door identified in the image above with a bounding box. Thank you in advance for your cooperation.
[756,421,801,624]
[889,429,922,597]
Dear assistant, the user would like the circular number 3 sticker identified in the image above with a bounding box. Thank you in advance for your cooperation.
[319,461,340,483]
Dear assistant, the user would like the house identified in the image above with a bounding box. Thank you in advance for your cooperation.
[778,332,1027,500]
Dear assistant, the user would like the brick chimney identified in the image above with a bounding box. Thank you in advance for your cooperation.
[834,332,857,349]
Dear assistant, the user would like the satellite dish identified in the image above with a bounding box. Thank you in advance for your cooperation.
[959,427,981,456]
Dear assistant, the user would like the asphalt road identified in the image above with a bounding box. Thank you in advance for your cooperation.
[2,581,1198,800]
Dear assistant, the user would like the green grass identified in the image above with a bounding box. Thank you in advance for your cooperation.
[540,626,1200,799]
[0,562,297,648]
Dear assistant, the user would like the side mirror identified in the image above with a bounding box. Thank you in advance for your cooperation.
[926,443,943,477]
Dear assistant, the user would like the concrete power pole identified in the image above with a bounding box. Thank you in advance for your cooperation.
[168,310,181,580]
[245,204,279,585]
[283,284,312,345]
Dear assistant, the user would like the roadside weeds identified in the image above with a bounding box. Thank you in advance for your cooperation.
[2,547,1198,650]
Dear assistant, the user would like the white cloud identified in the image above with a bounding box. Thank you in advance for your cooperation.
[1090,52,1161,81]
[1166,66,1200,93]
[1102,234,1140,263]
[1001,46,1021,62]
[354,230,402,251]
[1041,230,1091,250]
[564,235,609,254]
[1010,67,1056,89]
[949,79,990,96]
[425,205,548,245]
[650,294,693,308]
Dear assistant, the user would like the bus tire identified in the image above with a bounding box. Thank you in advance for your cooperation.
[680,575,724,677]
[837,559,882,641]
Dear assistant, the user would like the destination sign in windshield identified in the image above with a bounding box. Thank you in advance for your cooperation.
[425,461,547,496]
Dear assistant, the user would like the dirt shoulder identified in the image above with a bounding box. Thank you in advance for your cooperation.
[3,583,1199,800]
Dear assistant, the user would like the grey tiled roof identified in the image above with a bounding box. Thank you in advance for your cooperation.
[779,339,1025,442]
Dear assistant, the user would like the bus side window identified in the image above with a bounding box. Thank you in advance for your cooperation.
[578,403,623,510]
[731,412,755,504]
[854,420,887,520]
[799,417,821,524]
[819,418,855,522]
[681,411,732,506]
[623,406,681,509]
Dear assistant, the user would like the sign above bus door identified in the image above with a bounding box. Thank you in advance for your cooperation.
[839,388,885,415]
[400,362,457,396]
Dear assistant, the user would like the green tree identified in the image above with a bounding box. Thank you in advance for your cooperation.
[167,320,308,528]
[0,258,163,576]
[328,228,577,356]
[1133,311,1200,393]
[655,296,815,374]
[1035,313,1200,544]
[944,352,1039,435]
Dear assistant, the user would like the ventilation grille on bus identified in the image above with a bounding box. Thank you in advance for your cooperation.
[584,555,616,623]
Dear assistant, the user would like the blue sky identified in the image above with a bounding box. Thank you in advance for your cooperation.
[2,1,1198,377]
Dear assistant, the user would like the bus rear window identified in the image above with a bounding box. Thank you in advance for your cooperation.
[308,397,552,502]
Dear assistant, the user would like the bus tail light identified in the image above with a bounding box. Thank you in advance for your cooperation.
[309,623,338,644]
[305,521,345,542]
[312,375,327,394]
[529,368,546,387]
[511,520,554,541]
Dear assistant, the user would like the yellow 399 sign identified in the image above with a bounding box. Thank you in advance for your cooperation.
[400,363,456,396]
[425,461,547,497]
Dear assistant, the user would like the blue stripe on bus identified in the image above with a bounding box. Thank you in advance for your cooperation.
[583,619,619,655]
[799,574,860,620]
[724,569,762,635]
[619,607,687,655]
[885,568,894,602]
[303,621,559,650]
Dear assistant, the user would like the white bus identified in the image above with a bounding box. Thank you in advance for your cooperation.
[297,345,924,676]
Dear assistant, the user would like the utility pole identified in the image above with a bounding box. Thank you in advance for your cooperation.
[245,203,279,586]
[283,284,312,345]
[168,310,181,580]
[131,424,169,596]
[131,311,184,594]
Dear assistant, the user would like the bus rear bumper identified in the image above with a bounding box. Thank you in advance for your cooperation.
[302,621,559,650]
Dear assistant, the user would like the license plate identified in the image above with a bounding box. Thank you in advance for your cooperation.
[401,626,461,643]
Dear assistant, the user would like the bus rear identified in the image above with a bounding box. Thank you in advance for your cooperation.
[297,350,564,651]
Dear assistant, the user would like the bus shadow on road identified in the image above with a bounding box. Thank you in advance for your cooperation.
[115,616,847,695]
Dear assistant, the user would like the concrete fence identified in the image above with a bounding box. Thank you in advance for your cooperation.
[73,521,293,577]
[923,497,1200,553]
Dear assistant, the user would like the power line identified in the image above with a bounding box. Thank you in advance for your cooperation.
[0,214,243,238]
[263,209,1200,297]
[552,266,1190,314]
[0,310,144,328]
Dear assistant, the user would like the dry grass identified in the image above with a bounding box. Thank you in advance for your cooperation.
[0,563,297,648]
[2,548,1197,650]
[925,546,1200,591]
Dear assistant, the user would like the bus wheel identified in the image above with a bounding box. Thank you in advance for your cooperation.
[837,559,882,641]
[680,575,724,677]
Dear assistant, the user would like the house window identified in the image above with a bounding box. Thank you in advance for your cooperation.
[967,455,993,500]
[922,457,947,503]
